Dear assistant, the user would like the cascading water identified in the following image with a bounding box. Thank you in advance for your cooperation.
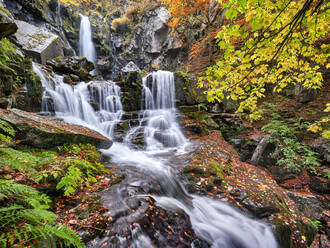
[33,64,123,139]
[34,64,278,247]
[79,15,96,67]
[124,71,187,150]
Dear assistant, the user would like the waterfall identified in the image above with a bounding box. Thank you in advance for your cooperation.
[34,63,278,248]
[79,15,96,67]
[56,1,62,27]
[140,71,186,149]
[33,63,122,138]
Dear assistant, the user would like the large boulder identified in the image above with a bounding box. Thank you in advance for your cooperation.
[14,20,63,64]
[0,108,112,149]
[294,83,317,103]
[47,56,95,81]
[107,6,187,77]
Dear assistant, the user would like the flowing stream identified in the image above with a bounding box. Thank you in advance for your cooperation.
[33,64,278,247]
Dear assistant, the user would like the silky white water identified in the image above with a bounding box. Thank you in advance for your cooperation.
[34,65,278,247]
[33,64,123,139]
[79,15,96,67]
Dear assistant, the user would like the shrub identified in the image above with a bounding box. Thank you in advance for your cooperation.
[262,118,320,173]
[37,144,107,196]
[111,15,130,31]
[0,180,83,247]
[0,120,15,146]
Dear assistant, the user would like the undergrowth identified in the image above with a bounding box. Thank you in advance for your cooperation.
[0,121,109,246]
[0,180,84,248]
[262,103,320,174]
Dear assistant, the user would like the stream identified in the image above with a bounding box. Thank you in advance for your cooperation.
[31,14,279,248]
[34,63,278,247]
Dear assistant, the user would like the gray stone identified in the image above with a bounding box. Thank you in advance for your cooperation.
[143,6,171,54]
[0,97,11,108]
[47,56,94,81]
[0,108,112,149]
[251,136,276,166]
[310,137,330,164]
[287,191,325,220]
[294,83,317,103]
[121,61,140,73]
[14,20,64,64]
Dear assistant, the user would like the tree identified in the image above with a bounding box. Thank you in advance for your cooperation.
[200,0,328,122]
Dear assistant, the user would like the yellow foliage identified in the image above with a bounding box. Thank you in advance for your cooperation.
[308,104,330,139]
[199,0,329,122]
[111,16,130,31]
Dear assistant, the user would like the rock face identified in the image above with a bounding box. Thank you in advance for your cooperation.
[174,72,207,105]
[108,6,187,78]
[47,56,94,81]
[14,20,63,64]
[0,108,112,149]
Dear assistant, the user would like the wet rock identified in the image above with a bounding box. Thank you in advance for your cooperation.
[294,82,317,103]
[0,108,112,149]
[0,22,17,38]
[251,136,276,167]
[230,137,260,162]
[47,56,94,81]
[241,198,280,218]
[310,137,330,164]
[310,176,330,193]
[63,74,80,85]
[0,97,11,108]
[139,199,211,248]
[120,62,142,112]
[14,20,63,64]
[287,191,324,220]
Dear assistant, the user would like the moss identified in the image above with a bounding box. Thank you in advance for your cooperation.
[0,6,13,19]
[208,158,231,183]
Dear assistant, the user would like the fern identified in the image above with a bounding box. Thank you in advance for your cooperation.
[37,153,106,196]
[0,180,84,248]
[262,119,320,173]
[0,120,15,146]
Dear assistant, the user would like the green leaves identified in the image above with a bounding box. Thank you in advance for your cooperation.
[225,8,238,20]
[262,118,320,173]
[201,0,328,122]
[0,180,83,247]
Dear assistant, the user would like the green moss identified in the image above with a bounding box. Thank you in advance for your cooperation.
[0,6,13,19]
[208,158,231,183]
